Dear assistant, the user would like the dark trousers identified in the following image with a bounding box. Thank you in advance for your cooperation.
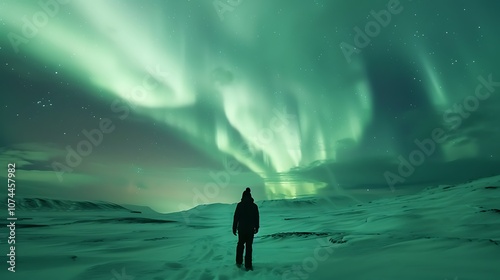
[236,231,254,267]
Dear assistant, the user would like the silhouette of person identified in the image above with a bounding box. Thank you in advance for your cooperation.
[232,187,259,270]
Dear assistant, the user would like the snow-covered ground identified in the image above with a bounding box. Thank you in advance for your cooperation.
[2,175,500,280]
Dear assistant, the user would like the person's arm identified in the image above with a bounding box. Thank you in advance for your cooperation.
[232,204,240,235]
[254,205,260,233]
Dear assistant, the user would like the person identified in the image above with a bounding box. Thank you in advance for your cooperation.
[232,187,259,270]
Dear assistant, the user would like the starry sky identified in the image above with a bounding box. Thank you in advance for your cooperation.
[1,0,500,213]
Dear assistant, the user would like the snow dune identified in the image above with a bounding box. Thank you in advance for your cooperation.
[2,175,500,280]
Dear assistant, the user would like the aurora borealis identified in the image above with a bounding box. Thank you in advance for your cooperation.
[1,0,500,213]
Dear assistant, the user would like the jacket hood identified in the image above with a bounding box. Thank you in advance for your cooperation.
[241,196,254,203]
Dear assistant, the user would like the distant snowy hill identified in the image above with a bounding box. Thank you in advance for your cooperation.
[2,197,135,212]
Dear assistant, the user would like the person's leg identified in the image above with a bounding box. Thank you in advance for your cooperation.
[236,233,244,265]
[244,233,254,269]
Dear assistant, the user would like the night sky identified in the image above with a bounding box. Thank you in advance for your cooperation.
[1,0,500,213]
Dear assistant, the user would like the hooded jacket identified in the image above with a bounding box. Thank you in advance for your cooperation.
[233,188,259,234]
